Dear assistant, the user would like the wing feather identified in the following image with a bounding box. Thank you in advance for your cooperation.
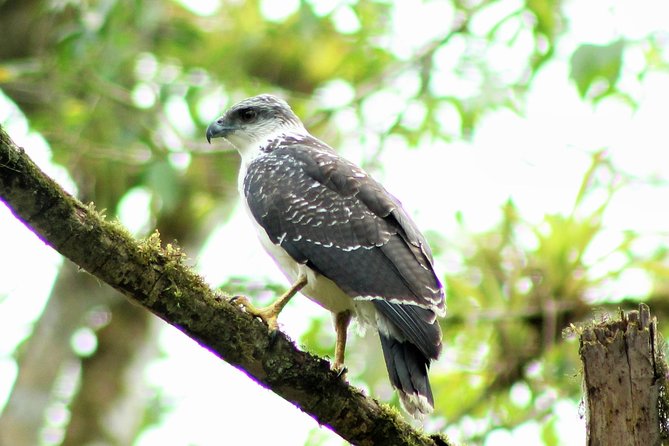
[243,138,444,313]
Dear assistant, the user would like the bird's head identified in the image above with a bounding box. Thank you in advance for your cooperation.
[206,94,305,156]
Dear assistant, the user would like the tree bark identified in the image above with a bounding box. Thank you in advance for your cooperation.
[0,127,450,445]
[579,303,669,446]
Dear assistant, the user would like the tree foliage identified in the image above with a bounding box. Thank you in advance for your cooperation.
[1,0,668,444]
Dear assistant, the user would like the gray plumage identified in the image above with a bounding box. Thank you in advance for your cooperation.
[206,94,445,416]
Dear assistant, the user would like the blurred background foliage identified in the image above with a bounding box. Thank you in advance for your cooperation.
[0,0,668,445]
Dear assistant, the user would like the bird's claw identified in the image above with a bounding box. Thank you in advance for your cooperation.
[229,295,280,331]
[229,295,250,306]
[333,364,348,379]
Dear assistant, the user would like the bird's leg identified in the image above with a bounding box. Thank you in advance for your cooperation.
[234,271,308,330]
[333,310,352,376]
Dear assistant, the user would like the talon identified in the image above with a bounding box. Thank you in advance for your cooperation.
[268,328,281,347]
[229,295,264,318]
[227,273,307,331]
[228,295,280,329]
[335,365,348,379]
[229,295,249,305]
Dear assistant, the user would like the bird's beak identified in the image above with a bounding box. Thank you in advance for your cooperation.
[206,118,236,144]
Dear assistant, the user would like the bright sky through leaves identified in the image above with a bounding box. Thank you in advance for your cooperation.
[1,0,669,444]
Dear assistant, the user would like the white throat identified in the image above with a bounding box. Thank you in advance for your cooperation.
[232,124,308,193]
[235,125,307,168]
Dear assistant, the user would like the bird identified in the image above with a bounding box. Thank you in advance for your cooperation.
[206,94,445,417]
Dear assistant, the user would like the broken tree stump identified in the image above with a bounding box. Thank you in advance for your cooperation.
[579,303,668,446]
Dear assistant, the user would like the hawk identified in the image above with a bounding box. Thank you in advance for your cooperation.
[206,94,445,417]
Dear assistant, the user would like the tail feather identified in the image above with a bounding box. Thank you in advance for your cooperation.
[373,300,441,417]
[378,331,434,417]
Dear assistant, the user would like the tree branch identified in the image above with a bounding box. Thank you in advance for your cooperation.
[579,303,669,445]
[0,125,451,446]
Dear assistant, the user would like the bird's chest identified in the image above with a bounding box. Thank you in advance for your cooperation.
[238,163,355,315]
[244,202,354,314]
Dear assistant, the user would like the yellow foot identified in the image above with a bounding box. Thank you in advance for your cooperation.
[229,274,307,331]
[230,295,280,330]
[333,310,351,380]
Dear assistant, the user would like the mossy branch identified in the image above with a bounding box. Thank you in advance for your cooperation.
[0,125,451,446]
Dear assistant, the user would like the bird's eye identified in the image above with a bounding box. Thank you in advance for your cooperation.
[239,108,257,122]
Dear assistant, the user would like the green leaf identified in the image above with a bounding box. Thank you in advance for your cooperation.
[570,40,625,99]
[541,416,559,446]
[526,0,559,40]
